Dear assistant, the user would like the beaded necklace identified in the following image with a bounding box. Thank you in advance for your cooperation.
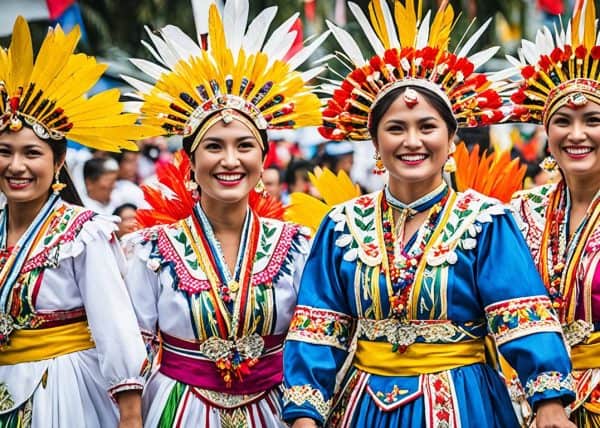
[382,183,449,321]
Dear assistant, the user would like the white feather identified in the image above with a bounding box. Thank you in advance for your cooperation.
[468,47,499,70]
[242,6,277,54]
[130,58,169,80]
[145,26,179,69]
[505,54,523,68]
[287,30,330,71]
[488,68,519,82]
[348,2,384,55]
[415,11,431,49]
[313,53,337,65]
[161,25,202,60]
[122,101,143,113]
[264,31,297,64]
[565,21,572,47]
[535,27,553,56]
[457,17,492,58]
[141,40,166,67]
[521,39,540,65]
[301,66,326,83]
[121,75,155,94]
[262,13,300,58]
[377,0,399,48]
[327,20,365,66]
[223,0,248,56]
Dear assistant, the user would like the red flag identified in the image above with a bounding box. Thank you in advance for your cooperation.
[46,0,76,20]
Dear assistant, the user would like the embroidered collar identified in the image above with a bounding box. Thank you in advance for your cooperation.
[384,182,448,217]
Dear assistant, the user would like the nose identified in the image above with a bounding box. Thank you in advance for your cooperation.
[404,128,421,148]
[220,146,241,168]
[569,120,587,143]
[7,153,26,174]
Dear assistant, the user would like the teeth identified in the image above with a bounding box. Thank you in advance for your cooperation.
[399,154,427,161]
[564,147,593,155]
[7,178,31,185]
[216,174,243,182]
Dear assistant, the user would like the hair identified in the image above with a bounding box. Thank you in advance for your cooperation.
[112,203,137,217]
[284,159,313,187]
[182,110,269,159]
[83,158,117,182]
[368,86,458,141]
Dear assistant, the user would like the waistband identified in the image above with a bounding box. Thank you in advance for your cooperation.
[353,338,487,376]
[572,331,600,371]
[160,332,285,394]
[0,318,93,365]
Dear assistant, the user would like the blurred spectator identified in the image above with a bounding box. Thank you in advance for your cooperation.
[113,203,139,239]
[110,150,148,208]
[283,159,313,204]
[262,166,283,201]
[81,158,119,215]
[137,136,169,181]
[318,141,354,175]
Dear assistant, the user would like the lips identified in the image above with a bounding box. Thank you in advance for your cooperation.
[397,153,429,165]
[214,172,245,186]
[5,177,33,190]
[563,146,593,155]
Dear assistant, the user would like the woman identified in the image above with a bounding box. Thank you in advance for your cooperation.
[509,1,600,425]
[282,1,575,427]
[0,17,153,427]
[122,2,326,426]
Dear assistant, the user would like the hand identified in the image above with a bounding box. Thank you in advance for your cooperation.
[291,417,319,428]
[116,390,143,428]
[534,399,575,428]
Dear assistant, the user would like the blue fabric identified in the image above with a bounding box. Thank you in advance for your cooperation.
[283,190,574,427]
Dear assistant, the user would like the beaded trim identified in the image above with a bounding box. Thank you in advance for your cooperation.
[283,385,332,420]
[525,371,574,399]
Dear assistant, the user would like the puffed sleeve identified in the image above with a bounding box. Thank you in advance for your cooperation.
[282,215,355,425]
[476,209,575,410]
[72,217,149,398]
[122,228,162,362]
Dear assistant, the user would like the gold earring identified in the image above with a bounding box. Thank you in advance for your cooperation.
[540,156,558,173]
[443,142,457,173]
[52,169,66,195]
[373,152,385,175]
[254,178,268,197]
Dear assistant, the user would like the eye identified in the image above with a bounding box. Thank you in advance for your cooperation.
[238,140,257,150]
[385,124,405,132]
[203,142,222,151]
[0,147,11,156]
[552,116,569,126]
[586,116,600,125]
[26,149,44,157]
[421,122,437,131]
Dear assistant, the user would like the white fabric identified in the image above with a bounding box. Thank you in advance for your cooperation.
[0,214,148,427]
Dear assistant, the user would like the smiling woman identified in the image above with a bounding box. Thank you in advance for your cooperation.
[0,16,157,428]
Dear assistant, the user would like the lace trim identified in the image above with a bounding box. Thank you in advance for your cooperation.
[283,385,332,419]
[287,306,353,350]
[525,371,574,399]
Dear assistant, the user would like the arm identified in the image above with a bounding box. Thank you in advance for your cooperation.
[283,215,355,426]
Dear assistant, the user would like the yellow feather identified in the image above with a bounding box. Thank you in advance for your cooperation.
[7,16,34,96]
[583,0,596,49]
[309,167,361,206]
[284,192,330,234]
[395,1,416,48]
[369,1,389,49]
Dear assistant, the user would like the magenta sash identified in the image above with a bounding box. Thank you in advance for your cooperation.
[159,332,285,394]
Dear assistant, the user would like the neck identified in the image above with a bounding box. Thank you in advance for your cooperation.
[387,175,444,205]
[563,174,600,207]
[6,194,50,239]
[199,196,248,235]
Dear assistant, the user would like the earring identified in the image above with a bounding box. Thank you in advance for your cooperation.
[254,178,268,198]
[443,141,457,173]
[372,152,386,175]
[52,169,66,195]
[185,180,198,191]
[540,156,559,173]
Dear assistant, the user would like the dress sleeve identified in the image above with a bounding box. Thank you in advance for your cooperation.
[476,209,575,410]
[283,215,355,425]
[72,217,149,398]
[122,230,161,361]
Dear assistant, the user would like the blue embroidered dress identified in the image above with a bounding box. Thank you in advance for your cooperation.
[282,185,574,428]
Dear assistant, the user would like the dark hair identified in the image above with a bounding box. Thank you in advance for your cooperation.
[182,110,269,159]
[113,203,137,217]
[46,137,83,205]
[83,158,117,182]
[368,86,458,140]
[284,159,312,187]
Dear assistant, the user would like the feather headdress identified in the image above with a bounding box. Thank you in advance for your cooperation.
[320,0,510,141]
[125,0,328,147]
[0,17,157,152]
[507,0,600,125]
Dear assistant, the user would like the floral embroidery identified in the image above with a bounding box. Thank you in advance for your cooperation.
[283,384,332,420]
[486,295,562,346]
[525,371,574,399]
[0,382,13,411]
[375,384,409,403]
[424,372,460,428]
[287,306,353,350]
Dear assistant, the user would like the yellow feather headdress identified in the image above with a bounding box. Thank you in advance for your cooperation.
[507,0,600,125]
[0,17,157,152]
[320,0,511,141]
[125,0,328,143]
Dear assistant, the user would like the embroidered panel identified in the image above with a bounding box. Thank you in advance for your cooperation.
[525,371,574,399]
[283,384,332,420]
[486,295,562,346]
[287,306,353,350]
[423,372,460,428]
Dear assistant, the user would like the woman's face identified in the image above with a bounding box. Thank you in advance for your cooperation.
[547,101,600,182]
[0,127,59,205]
[374,90,452,193]
[192,117,263,205]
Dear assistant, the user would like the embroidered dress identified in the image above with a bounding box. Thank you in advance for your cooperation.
[0,196,148,427]
[512,181,600,424]
[124,204,309,427]
[282,185,574,428]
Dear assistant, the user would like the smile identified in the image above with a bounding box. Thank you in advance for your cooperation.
[398,153,428,162]
[563,146,593,155]
[5,177,34,189]
[214,173,245,184]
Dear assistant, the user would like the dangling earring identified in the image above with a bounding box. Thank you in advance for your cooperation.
[254,178,268,198]
[186,178,199,201]
[443,142,457,173]
[52,169,66,195]
[373,152,386,175]
[540,156,558,173]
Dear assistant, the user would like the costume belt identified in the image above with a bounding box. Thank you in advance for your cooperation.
[0,310,93,365]
[571,331,600,371]
[353,339,487,376]
[160,332,285,394]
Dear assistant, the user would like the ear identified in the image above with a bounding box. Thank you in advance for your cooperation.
[372,138,379,152]
[55,153,66,172]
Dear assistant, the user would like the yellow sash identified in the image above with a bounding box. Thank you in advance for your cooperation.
[353,339,486,376]
[0,321,94,365]
[572,332,600,371]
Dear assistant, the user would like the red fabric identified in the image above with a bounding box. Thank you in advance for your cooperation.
[46,0,77,19]
[284,18,304,61]
[537,0,564,15]
[304,0,316,22]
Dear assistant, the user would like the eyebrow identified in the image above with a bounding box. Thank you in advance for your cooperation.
[0,142,44,149]
[201,135,258,143]
[384,116,439,125]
